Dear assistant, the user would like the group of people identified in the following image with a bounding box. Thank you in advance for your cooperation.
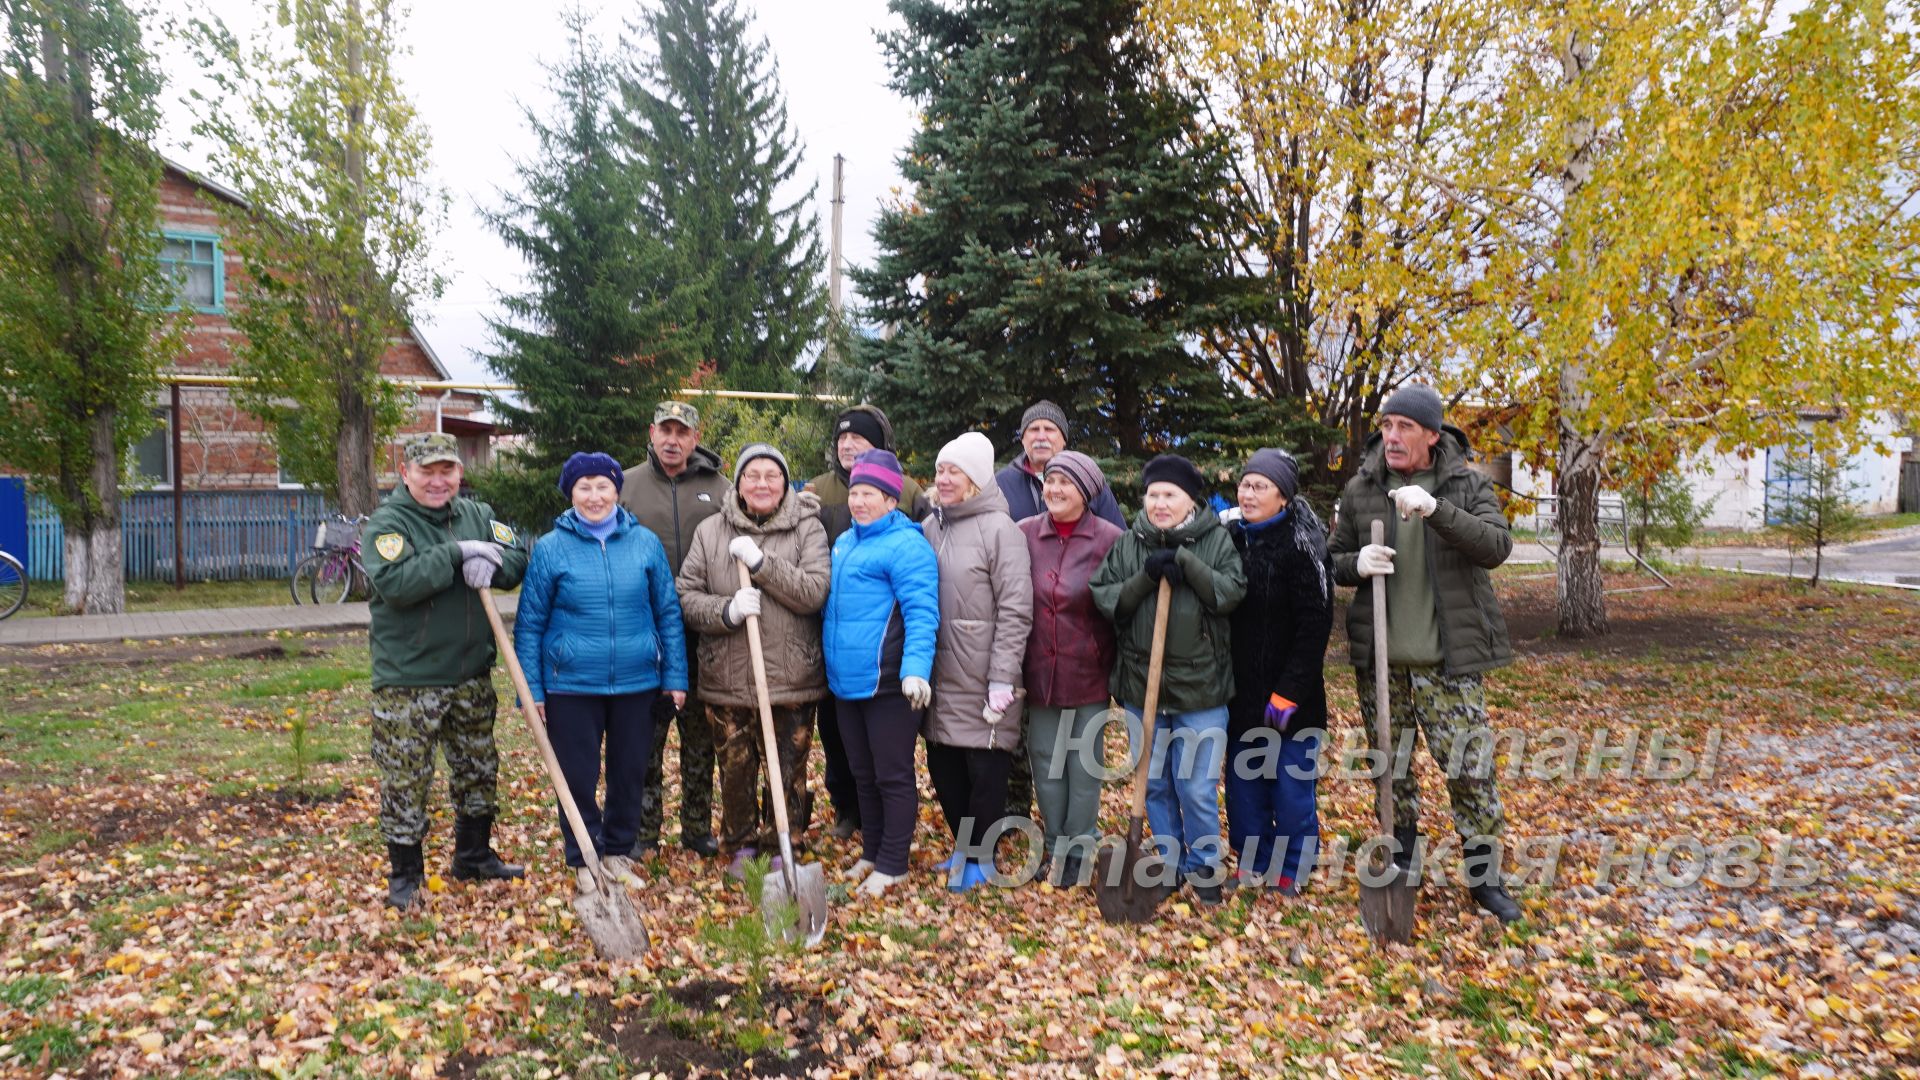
[361,384,1523,924]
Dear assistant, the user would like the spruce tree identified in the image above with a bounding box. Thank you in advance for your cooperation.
[474,15,707,528]
[841,0,1250,464]
[623,0,825,393]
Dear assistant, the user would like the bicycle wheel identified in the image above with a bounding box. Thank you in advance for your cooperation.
[290,552,324,605]
[0,551,26,620]
[309,551,355,604]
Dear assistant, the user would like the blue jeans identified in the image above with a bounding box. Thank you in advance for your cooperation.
[1125,704,1228,877]
[1225,728,1321,884]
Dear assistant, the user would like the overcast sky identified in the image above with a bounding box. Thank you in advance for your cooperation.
[151,0,919,385]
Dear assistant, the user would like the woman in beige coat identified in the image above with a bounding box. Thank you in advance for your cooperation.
[922,431,1034,892]
[676,444,831,877]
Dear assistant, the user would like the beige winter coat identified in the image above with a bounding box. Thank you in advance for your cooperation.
[921,484,1033,750]
[676,488,832,708]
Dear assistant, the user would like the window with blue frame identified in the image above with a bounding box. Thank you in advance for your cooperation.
[158,232,222,311]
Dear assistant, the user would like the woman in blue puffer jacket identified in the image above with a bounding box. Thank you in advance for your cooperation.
[515,452,689,886]
[823,449,939,898]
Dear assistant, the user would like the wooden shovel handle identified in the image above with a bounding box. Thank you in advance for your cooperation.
[1129,578,1175,819]
[738,560,803,896]
[1370,520,1394,838]
[479,587,611,890]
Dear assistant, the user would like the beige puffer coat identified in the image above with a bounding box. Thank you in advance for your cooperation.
[921,484,1033,750]
[675,488,832,708]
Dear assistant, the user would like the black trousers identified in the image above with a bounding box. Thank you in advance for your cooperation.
[816,696,861,826]
[834,693,920,876]
[925,740,1015,857]
[544,691,657,867]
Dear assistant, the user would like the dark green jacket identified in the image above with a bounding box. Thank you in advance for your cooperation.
[1090,509,1247,714]
[1329,426,1513,674]
[364,488,529,690]
[619,445,729,576]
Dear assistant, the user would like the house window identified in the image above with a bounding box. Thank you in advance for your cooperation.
[132,407,171,484]
[158,232,222,311]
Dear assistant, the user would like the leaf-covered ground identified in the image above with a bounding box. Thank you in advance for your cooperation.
[1,570,1916,1078]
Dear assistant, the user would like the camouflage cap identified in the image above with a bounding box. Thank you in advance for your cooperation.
[653,399,700,428]
[404,432,461,467]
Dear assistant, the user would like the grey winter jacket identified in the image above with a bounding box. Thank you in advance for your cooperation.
[921,484,1034,750]
[675,488,832,708]
[1329,426,1513,674]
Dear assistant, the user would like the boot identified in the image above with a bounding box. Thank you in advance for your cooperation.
[450,814,524,882]
[386,842,424,909]
[1392,822,1421,871]
[1462,839,1521,924]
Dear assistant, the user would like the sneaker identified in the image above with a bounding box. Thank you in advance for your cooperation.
[602,855,643,886]
[856,870,902,897]
[575,867,596,893]
[843,857,874,882]
[1272,876,1300,898]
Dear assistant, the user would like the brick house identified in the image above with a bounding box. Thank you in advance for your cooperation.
[135,158,497,493]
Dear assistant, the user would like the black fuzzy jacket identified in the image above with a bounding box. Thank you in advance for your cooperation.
[1227,502,1333,738]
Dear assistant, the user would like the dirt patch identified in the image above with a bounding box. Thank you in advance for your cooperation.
[0,631,357,673]
[75,785,348,852]
[589,979,845,1077]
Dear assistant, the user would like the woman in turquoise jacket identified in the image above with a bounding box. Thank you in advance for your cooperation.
[514,452,689,885]
[823,449,939,897]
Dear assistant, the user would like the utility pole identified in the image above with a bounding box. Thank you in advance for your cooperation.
[829,153,845,318]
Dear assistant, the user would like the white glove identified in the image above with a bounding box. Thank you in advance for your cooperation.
[725,586,762,626]
[1218,506,1243,524]
[456,539,503,565]
[902,676,932,710]
[462,557,496,589]
[1357,543,1396,578]
[987,682,1016,714]
[1390,485,1437,520]
[728,535,765,571]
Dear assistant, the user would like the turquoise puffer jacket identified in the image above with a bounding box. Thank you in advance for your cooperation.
[513,507,689,702]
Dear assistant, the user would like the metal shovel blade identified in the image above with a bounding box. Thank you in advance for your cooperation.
[572,870,650,962]
[1092,818,1178,924]
[762,860,829,947]
[1359,859,1417,946]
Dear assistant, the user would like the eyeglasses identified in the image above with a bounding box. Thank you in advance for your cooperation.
[1237,477,1279,494]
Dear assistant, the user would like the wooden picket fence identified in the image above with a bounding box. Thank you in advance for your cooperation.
[26,490,331,582]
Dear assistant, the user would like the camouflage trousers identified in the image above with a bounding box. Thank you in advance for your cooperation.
[641,691,716,845]
[370,673,499,846]
[1355,667,1505,841]
[710,702,816,854]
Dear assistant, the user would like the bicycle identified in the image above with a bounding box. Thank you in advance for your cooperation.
[291,514,369,604]
[0,547,25,620]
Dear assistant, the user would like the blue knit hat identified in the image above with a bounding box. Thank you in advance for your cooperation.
[559,451,624,496]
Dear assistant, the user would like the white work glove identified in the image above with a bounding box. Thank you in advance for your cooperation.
[462,557,496,589]
[456,539,503,566]
[986,682,1016,715]
[1390,485,1437,520]
[725,586,762,626]
[1357,543,1397,578]
[1218,506,1243,524]
[902,676,932,710]
[728,535,765,572]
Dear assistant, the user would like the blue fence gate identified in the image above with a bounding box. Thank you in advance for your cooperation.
[0,478,25,576]
[25,490,332,582]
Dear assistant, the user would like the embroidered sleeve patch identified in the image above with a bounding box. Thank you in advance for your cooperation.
[490,520,517,546]
[374,533,405,561]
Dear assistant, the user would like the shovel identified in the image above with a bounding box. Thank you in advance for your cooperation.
[479,587,650,962]
[738,560,829,946]
[1358,520,1417,946]
[1094,577,1179,924]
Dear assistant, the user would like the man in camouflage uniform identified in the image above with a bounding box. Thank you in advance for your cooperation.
[620,400,729,856]
[364,433,530,909]
[1329,385,1522,923]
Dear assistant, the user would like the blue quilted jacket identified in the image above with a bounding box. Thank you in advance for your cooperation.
[823,508,939,700]
[513,507,689,702]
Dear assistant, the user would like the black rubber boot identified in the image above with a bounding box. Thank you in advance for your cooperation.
[681,833,720,858]
[386,842,424,909]
[1392,822,1422,877]
[1462,840,1521,924]
[450,814,524,882]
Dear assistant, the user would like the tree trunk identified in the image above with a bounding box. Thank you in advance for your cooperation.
[1555,432,1608,639]
[337,383,380,518]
